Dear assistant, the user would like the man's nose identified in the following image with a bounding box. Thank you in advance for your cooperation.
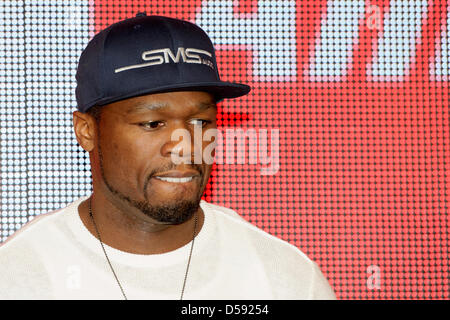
[160,122,203,165]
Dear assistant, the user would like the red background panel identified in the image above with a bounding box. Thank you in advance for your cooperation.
[93,0,449,299]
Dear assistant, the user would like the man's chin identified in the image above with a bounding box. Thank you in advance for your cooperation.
[135,198,201,225]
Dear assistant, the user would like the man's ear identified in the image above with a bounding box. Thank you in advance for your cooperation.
[73,111,97,152]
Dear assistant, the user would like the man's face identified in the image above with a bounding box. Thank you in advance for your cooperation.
[93,91,217,225]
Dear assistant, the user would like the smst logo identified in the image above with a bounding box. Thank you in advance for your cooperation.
[115,47,214,73]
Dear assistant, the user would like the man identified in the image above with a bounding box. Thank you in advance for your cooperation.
[0,14,336,299]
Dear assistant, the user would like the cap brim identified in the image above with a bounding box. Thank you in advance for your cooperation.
[93,81,251,109]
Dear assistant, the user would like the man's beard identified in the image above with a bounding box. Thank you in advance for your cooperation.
[96,141,203,225]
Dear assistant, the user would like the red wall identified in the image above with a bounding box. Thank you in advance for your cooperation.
[94,0,449,299]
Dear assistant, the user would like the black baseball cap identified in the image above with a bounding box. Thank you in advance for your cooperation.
[75,13,251,113]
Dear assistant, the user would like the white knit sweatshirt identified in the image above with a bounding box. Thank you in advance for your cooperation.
[0,196,336,300]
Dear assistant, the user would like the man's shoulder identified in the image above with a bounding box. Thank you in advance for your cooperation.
[201,200,249,222]
[1,212,56,250]
[201,200,336,299]
[200,200,313,265]
[0,204,73,299]
[0,198,81,252]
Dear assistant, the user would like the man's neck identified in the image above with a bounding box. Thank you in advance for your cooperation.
[77,195,204,255]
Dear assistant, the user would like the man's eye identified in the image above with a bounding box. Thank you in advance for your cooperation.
[190,119,211,127]
[139,120,211,130]
[141,121,164,129]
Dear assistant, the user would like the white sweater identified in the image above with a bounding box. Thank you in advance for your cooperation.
[0,196,336,300]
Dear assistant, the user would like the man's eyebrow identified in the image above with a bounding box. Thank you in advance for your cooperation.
[197,102,217,111]
[126,101,217,114]
[126,102,168,114]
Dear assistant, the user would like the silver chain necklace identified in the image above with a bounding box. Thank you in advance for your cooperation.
[88,196,198,300]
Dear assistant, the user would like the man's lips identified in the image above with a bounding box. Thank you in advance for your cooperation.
[153,176,198,183]
[153,170,200,178]
[150,170,201,184]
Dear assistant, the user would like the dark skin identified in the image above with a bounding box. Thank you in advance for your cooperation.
[72,91,217,255]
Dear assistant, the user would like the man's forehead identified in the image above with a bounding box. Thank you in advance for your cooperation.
[126,100,217,114]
